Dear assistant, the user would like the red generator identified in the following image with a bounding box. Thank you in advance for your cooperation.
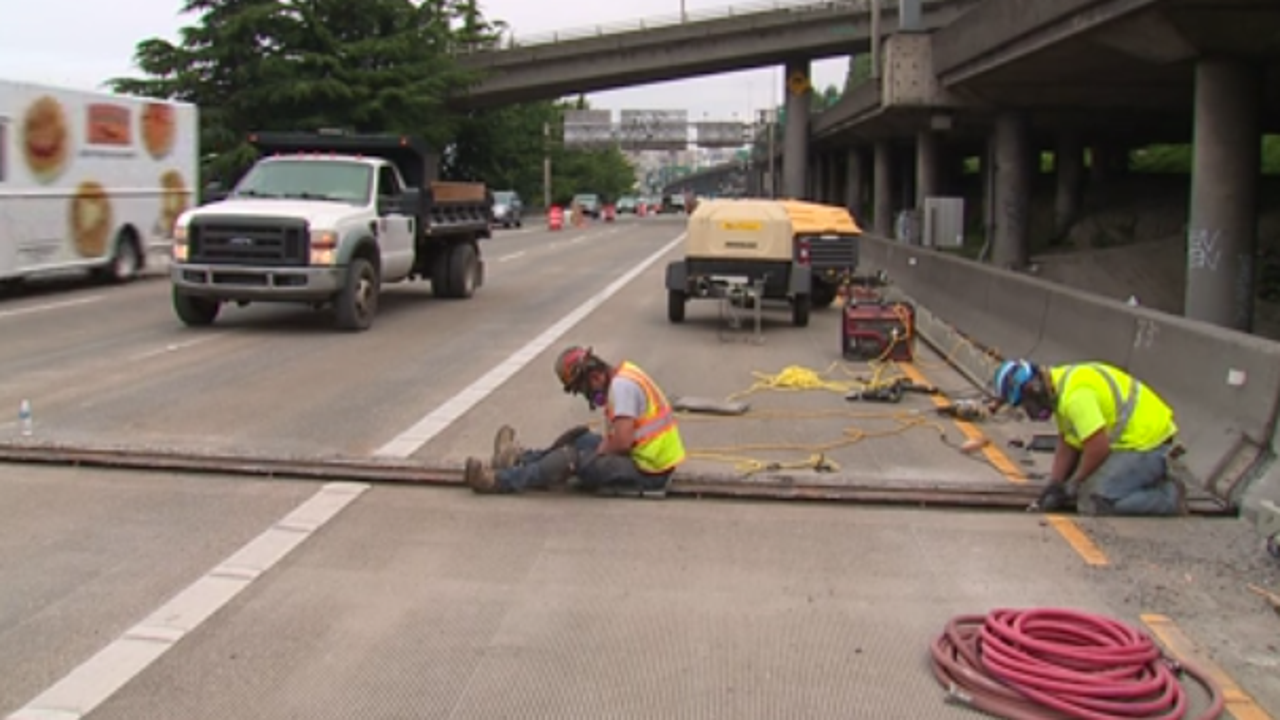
[842,298,916,362]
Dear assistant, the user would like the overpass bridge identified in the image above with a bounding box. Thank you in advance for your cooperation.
[453,0,977,109]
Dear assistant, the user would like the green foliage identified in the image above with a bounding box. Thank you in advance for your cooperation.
[106,0,631,198]
[1130,137,1280,175]
[844,54,873,91]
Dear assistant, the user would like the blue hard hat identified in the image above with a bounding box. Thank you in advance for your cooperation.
[993,359,1037,406]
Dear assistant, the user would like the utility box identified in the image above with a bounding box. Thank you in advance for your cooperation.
[922,197,965,248]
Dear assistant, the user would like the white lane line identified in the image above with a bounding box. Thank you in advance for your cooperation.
[374,231,685,458]
[5,481,370,720]
[0,296,105,321]
[127,336,219,362]
[497,251,526,262]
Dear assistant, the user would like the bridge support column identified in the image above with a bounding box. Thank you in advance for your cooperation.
[992,111,1031,269]
[873,140,893,237]
[915,130,939,208]
[1185,57,1262,331]
[782,59,811,199]
[825,153,841,205]
[810,154,825,202]
[845,148,866,223]
[1055,133,1083,239]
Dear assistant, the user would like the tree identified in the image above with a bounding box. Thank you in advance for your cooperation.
[844,53,873,92]
[107,0,493,185]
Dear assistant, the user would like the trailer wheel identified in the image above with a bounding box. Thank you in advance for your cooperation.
[668,290,686,323]
[335,257,379,331]
[173,288,220,327]
[446,242,479,299]
[792,293,811,328]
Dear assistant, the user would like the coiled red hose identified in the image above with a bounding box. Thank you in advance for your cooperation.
[930,608,1226,720]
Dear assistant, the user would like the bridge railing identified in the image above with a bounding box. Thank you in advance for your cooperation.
[455,0,871,54]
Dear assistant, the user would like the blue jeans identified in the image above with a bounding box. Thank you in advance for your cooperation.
[1075,446,1180,516]
[497,432,672,493]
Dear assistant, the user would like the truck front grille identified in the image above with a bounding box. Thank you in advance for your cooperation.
[189,217,309,266]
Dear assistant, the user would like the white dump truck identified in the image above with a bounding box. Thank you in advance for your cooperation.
[170,130,493,331]
[0,78,197,287]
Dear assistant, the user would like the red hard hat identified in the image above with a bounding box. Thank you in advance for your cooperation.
[554,346,592,392]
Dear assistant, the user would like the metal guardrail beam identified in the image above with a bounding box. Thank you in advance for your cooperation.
[456,0,874,54]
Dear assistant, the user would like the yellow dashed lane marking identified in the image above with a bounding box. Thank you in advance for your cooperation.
[1142,613,1274,720]
[904,361,1110,567]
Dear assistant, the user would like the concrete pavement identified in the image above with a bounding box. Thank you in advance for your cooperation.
[0,217,1277,718]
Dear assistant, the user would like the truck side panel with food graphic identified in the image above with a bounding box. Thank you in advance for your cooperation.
[0,78,197,285]
[170,130,493,332]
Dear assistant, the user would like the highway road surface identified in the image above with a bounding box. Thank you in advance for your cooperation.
[1,217,1277,719]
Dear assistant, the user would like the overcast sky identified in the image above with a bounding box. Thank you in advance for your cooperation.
[0,0,849,122]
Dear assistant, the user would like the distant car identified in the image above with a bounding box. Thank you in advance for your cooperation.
[492,190,523,228]
[616,196,639,214]
[571,193,602,219]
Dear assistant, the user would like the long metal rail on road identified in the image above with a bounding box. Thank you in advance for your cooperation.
[0,441,1233,515]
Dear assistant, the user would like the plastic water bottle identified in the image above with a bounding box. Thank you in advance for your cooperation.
[18,399,32,436]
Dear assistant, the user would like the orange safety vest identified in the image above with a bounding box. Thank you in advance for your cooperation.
[605,361,687,474]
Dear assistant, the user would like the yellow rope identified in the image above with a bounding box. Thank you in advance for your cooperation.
[678,352,982,475]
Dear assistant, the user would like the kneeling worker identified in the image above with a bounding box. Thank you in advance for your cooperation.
[464,345,687,496]
[992,359,1187,516]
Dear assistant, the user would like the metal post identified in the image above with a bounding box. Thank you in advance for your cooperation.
[767,113,777,198]
[542,121,552,210]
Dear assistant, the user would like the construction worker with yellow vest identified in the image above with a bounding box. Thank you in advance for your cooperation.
[464,345,687,497]
[992,359,1188,516]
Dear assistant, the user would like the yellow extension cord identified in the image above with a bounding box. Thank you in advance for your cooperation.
[673,301,1008,476]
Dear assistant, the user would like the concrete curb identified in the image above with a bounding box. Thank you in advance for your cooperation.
[859,235,1280,545]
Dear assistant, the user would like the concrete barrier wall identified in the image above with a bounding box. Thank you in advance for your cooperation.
[858,236,1280,520]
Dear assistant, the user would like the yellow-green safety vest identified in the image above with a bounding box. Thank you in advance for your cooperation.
[1051,363,1177,452]
[607,361,686,474]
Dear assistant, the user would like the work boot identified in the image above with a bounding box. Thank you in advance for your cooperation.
[464,457,503,494]
[491,425,521,471]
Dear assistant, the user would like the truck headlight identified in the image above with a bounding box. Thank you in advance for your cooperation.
[310,230,337,265]
[173,225,189,261]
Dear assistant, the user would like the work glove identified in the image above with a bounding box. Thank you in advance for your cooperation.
[1029,482,1075,513]
[549,424,591,451]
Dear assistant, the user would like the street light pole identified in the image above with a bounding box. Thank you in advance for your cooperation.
[543,121,552,210]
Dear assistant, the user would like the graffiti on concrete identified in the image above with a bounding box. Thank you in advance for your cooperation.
[1187,227,1223,271]
[1133,317,1159,350]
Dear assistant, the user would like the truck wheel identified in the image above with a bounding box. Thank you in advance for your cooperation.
[811,281,838,308]
[173,288,220,327]
[668,290,686,323]
[431,250,452,298]
[446,242,479,299]
[335,257,379,331]
[792,294,811,328]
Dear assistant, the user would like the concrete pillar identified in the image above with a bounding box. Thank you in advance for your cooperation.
[915,130,940,208]
[992,111,1032,269]
[825,153,842,205]
[845,147,865,222]
[810,154,824,201]
[1185,57,1262,331]
[1054,133,1083,238]
[783,59,811,199]
[873,140,893,237]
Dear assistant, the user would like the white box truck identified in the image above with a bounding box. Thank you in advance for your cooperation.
[0,79,198,287]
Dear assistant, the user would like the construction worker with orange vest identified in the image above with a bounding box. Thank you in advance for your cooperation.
[992,359,1188,516]
[464,345,687,497]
